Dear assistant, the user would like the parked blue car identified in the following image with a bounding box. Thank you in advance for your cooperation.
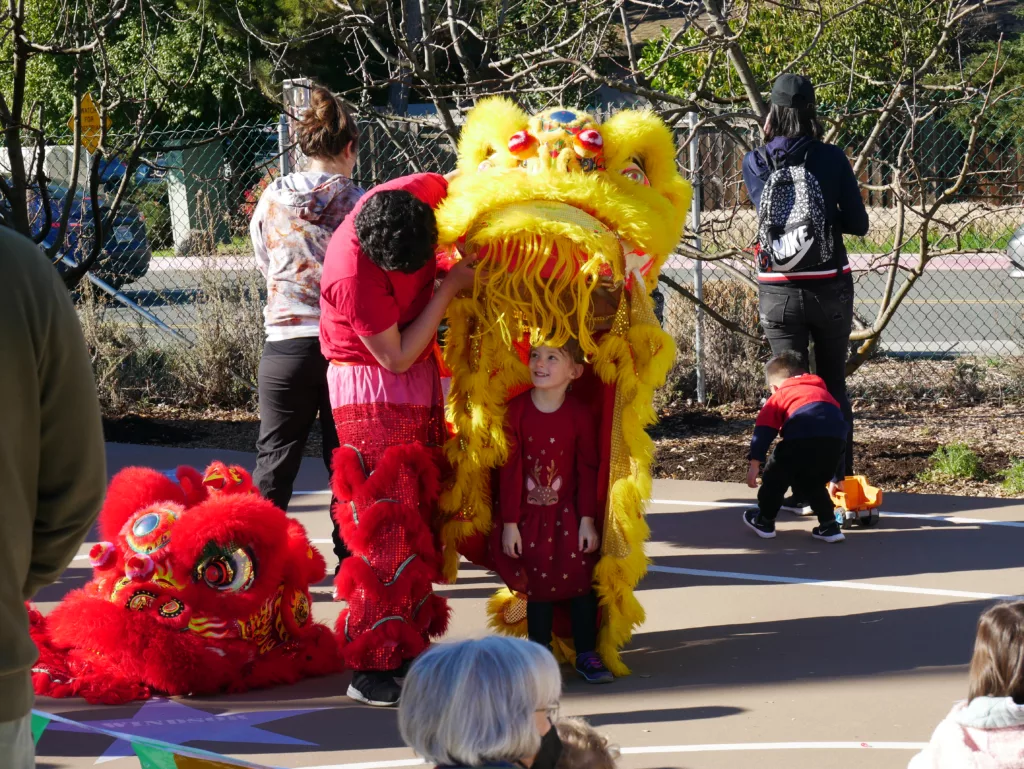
[26,184,152,290]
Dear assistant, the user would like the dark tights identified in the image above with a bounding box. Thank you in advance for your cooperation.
[526,591,599,655]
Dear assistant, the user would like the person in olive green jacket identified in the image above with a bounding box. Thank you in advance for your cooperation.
[0,227,106,768]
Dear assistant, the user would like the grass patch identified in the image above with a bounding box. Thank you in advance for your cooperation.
[1001,458,1024,495]
[919,442,984,482]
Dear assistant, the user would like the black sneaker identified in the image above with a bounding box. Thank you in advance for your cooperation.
[780,493,814,516]
[575,651,614,684]
[812,521,846,543]
[743,508,776,539]
[347,670,401,707]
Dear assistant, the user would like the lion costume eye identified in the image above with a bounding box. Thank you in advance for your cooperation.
[195,547,255,592]
[621,162,650,186]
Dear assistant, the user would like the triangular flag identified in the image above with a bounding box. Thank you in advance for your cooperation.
[31,712,50,745]
[132,742,180,769]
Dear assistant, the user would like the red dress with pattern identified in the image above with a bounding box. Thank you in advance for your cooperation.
[491,392,600,602]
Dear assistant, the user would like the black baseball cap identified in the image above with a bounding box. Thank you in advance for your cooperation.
[771,74,815,109]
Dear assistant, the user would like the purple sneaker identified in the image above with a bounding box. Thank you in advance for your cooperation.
[575,651,614,684]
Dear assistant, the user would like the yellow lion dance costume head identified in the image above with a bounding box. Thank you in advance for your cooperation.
[437,98,690,675]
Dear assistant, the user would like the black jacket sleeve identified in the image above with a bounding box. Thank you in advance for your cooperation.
[742,150,766,212]
[831,146,869,236]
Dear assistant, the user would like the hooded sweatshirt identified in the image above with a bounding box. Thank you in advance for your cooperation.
[250,171,364,341]
[742,136,869,285]
[909,696,1024,768]
[0,227,106,722]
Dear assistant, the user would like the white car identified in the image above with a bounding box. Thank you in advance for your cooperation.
[1009,222,1024,278]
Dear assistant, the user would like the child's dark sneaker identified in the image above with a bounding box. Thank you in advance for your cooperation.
[575,651,614,684]
[812,521,846,542]
[780,493,814,516]
[743,508,776,539]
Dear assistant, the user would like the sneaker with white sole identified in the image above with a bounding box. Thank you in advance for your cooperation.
[743,508,776,538]
[780,493,814,516]
[811,521,846,543]
[347,670,401,707]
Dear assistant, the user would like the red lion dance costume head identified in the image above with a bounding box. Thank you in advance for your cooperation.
[30,463,340,704]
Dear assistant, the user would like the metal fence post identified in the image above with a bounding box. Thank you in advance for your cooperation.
[688,111,706,404]
[278,114,290,176]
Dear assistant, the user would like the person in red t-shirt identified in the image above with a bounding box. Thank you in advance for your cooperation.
[319,172,477,708]
[491,339,613,685]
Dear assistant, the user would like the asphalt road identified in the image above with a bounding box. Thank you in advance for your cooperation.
[33,443,1024,769]
[98,254,1024,356]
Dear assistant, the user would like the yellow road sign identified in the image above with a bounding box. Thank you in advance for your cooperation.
[67,93,111,154]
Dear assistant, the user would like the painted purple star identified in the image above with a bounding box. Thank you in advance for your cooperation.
[45,697,321,760]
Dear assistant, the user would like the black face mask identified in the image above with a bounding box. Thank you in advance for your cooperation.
[525,725,563,769]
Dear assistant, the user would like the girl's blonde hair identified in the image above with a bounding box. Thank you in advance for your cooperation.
[968,600,1024,702]
[554,718,620,769]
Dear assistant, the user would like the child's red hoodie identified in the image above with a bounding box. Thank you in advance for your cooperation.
[748,374,847,463]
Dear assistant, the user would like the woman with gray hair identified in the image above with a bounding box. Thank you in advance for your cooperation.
[399,637,564,769]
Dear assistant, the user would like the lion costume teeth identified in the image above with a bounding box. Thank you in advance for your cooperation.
[438,98,691,675]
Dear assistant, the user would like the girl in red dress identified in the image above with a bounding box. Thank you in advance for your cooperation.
[494,340,614,684]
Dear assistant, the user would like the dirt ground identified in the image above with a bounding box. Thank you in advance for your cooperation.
[650,400,1024,497]
[103,400,1024,497]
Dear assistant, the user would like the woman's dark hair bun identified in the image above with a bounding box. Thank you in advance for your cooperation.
[297,86,360,161]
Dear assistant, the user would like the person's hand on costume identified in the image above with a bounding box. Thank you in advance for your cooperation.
[502,523,523,558]
[578,516,600,554]
[746,460,760,489]
[444,168,462,183]
[443,254,479,294]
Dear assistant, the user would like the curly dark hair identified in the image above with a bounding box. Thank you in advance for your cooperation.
[355,190,438,273]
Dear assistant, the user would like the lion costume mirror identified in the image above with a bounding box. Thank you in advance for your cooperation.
[437,98,691,675]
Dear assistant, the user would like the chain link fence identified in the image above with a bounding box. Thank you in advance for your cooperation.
[28,105,1024,408]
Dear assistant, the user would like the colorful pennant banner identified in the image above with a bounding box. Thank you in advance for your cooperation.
[32,709,277,769]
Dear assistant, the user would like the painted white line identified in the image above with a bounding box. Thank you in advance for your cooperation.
[293,489,330,496]
[299,742,929,768]
[651,499,1024,529]
[622,741,928,754]
[648,564,1016,600]
[72,554,90,561]
[311,538,333,545]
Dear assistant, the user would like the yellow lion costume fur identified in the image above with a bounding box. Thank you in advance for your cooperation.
[437,98,690,675]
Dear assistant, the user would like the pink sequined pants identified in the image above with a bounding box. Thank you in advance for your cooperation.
[327,358,449,671]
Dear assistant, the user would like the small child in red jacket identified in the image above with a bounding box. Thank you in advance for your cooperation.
[744,351,848,543]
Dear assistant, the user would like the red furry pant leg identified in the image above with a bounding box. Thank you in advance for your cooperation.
[330,402,450,672]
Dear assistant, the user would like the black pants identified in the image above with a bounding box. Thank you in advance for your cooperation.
[759,277,854,478]
[254,337,349,565]
[759,438,846,526]
[527,591,599,656]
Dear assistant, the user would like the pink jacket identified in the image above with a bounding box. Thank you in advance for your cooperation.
[909,697,1024,769]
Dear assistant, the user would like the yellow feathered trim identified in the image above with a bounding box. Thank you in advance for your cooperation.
[439,169,687,270]
[439,295,530,582]
[486,588,528,637]
[455,97,529,174]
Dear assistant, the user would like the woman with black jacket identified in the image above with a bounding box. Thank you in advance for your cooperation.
[742,74,869,509]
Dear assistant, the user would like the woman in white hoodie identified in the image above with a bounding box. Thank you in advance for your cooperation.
[910,601,1024,768]
[250,87,363,569]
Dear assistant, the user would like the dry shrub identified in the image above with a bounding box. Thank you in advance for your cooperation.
[170,266,264,409]
[659,278,769,406]
[76,282,174,413]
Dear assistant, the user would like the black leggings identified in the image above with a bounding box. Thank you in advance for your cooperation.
[527,591,599,655]
[252,337,349,566]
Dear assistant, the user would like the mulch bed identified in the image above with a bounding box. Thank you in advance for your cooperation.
[103,401,1024,498]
